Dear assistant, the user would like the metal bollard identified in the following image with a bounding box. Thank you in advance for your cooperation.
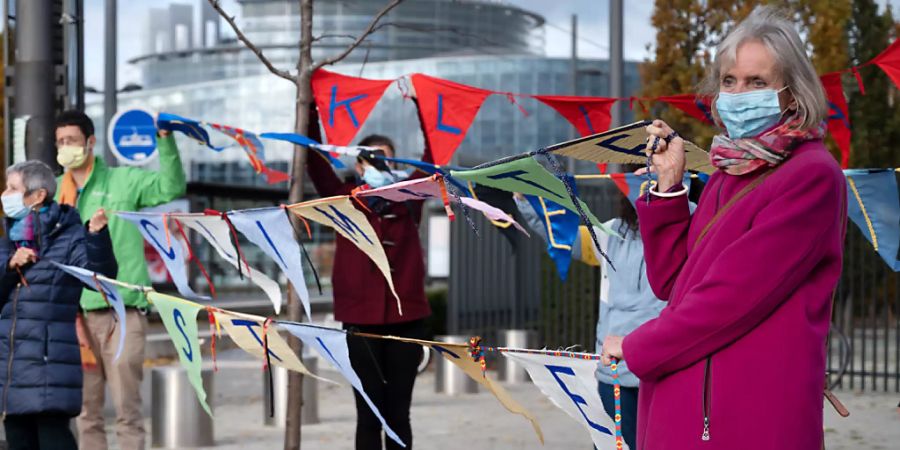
[263,356,320,426]
[499,329,538,384]
[434,335,478,395]
[151,366,214,448]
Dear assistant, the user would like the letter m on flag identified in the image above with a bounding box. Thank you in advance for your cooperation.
[312,69,394,146]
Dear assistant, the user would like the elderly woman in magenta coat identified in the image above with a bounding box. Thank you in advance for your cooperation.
[600,7,846,450]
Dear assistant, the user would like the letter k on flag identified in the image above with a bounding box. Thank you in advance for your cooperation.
[312,69,394,146]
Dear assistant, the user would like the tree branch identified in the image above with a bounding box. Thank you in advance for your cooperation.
[311,33,358,43]
[312,0,406,71]
[207,0,294,82]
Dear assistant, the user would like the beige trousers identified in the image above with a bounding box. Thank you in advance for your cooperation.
[76,309,147,450]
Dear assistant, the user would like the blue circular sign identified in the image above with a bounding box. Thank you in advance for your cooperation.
[108,109,158,166]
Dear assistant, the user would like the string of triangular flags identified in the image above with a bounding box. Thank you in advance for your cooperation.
[122,174,537,319]
[56,263,628,449]
[310,37,900,170]
[154,37,900,186]
[152,115,900,282]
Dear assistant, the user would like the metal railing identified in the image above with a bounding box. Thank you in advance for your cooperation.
[829,225,900,392]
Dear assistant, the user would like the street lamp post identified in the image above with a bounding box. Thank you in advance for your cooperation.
[104,0,117,165]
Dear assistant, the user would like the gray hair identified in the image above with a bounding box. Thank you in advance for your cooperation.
[7,161,57,201]
[700,6,828,131]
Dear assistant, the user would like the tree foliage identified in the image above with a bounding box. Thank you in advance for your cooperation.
[639,0,853,152]
[848,0,900,168]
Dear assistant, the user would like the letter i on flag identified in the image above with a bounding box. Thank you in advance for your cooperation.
[411,74,492,165]
[312,69,394,146]
[176,214,286,314]
[227,207,312,320]
[278,323,406,448]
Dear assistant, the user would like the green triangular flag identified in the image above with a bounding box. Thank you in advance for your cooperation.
[451,156,615,236]
[149,292,212,416]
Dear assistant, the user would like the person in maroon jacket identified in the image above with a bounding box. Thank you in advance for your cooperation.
[306,134,431,450]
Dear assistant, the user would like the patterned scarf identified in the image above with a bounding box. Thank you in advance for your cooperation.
[709,117,826,176]
[8,213,35,245]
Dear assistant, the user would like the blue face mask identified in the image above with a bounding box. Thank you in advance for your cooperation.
[362,166,391,188]
[2,193,31,220]
[715,87,788,139]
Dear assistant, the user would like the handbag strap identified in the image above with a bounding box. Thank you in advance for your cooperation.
[693,167,779,248]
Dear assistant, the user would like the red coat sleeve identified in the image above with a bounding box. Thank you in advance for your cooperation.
[305,104,353,197]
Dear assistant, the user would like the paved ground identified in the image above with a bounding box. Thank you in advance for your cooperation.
[107,349,898,449]
[1,347,897,449]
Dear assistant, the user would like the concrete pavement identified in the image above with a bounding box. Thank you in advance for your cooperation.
[98,348,898,450]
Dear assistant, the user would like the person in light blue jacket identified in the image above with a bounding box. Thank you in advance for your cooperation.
[515,191,666,449]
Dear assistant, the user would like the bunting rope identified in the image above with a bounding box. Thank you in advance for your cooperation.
[173,218,217,298]
[539,151,615,270]
[203,209,253,281]
[55,263,859,449]
[611,357,624,450]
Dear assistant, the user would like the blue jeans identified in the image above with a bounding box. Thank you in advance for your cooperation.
[598,381,638,450]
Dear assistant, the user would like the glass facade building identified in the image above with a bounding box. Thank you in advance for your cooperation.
[90,0,641,185]
[85,0,641,295]
[132,0,544,89]
[91,56,639,186]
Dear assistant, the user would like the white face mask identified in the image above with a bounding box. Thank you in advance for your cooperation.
[2,192,33,220]
[362,166,391,188]
[715,86,790,138]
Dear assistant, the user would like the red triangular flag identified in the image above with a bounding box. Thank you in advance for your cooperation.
[411,74,491,165]
[610,172,629,197]
[657,94,715,125]
[533,95,615,137]
[311,69,393,146]
[820,72,852,168]
[871,38,900,90]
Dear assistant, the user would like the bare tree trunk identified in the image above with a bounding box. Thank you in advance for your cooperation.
[284,1,314,449]
[207,1,405,448]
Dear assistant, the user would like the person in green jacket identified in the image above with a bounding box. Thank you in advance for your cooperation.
[54,110,186,450]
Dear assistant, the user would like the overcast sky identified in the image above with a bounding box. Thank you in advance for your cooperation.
[73,0,899,91]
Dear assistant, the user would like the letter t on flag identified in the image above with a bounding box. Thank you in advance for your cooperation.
[534,95,615,137]
[411,74,492,165]
[311,69,393,146]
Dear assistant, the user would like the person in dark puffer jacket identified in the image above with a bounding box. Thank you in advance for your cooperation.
[0,161,116,450]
